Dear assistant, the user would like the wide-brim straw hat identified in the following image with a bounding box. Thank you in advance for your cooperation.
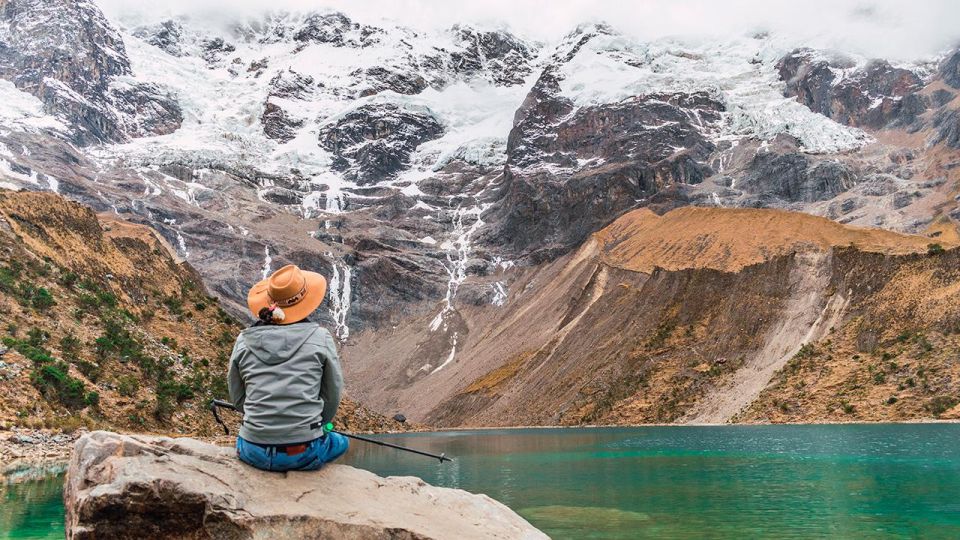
[247,264,327,324]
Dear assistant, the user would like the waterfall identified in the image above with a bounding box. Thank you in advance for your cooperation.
[491,282,507,306]
[261,246,272,279]
[328,260,352,340]
[175,230,189,259]
[431,204,486,332]
[325,188,345,229]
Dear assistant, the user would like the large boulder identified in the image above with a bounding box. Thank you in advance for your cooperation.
[65,431,546,540]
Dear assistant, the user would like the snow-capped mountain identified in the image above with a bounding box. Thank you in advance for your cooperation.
[0,0,959,421]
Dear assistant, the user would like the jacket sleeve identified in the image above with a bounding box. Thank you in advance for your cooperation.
[319,337,343,425]
[227,336,246,413]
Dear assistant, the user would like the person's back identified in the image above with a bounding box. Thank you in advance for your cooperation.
[228,264,348,472]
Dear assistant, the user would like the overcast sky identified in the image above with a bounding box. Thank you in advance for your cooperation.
[97,0,959,61]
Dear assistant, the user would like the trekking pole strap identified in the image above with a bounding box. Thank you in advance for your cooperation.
[210,400,236,435]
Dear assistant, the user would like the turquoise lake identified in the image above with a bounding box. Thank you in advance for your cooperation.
[3,424,960,539]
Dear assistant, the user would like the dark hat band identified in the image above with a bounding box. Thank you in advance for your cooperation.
[268,277,308,307]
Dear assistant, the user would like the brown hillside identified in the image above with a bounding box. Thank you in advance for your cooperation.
[597,207,942,273]
[0,191,400,439]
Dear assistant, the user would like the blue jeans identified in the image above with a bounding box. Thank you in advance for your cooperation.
[236,433,349,472]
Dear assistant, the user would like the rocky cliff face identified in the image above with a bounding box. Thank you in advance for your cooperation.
[65,431,547,540]
[0,0,957,427]
[777,48,926,130]
[320,103,445,185]
[0,0,182,144]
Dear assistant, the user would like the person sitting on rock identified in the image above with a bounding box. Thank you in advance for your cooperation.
[228,264,348,472]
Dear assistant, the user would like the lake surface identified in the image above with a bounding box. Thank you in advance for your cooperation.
[1,465,64,540]
[3,424,960,539]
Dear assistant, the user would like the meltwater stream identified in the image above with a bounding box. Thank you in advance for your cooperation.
[3,424,960,539]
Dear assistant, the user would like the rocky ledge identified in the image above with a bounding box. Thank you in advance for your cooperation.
[65,431,546,540]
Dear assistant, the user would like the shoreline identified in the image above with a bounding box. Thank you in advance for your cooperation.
[426,418,960,431]
[4,419,959,469]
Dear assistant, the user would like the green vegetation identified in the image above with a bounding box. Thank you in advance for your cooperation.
[0,260,23,293]
[59,271,79,289]
[0,202,245,435]
[163,295,184,317]
[73,359,101,382]
[646,322,675,349]
[30,362,88,408]
[84,391,100,408]
[95,317,147,364]
[4,330,93,409]
[927,243,945,256]
[59,332,81,357]
[3,335,55,365]
[215,329,234,347]
[925,396,958,417]
[30,287,55,311]
[117,375,140,397]
[795,343,817,359]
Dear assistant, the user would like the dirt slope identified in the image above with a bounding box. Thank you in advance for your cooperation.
[598,207,937,273]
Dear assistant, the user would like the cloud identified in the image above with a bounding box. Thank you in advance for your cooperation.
[96,0,959,60]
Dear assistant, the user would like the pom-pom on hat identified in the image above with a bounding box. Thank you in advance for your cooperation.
[247,264,327,325]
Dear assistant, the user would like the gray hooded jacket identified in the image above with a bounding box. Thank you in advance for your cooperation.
[227,322,342,445]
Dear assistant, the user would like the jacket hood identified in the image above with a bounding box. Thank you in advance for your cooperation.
[241,323,319,365]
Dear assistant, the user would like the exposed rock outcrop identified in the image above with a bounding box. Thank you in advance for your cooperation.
[738,153,856,203]
[132,19,236,64]
[449,25,538,86]
[319,103,444,185]
[777,48,926,129]
[65,431,547,540]
[932,108,960,149]
[0,0,183,144]
[293,12,382,48]
[260,101,304,142]
[489,23,724,255]
[940,49,960,89]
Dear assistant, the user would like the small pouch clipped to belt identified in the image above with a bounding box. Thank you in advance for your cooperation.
[281,444,308,456]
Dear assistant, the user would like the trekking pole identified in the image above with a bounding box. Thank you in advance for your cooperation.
[210,400,452,463]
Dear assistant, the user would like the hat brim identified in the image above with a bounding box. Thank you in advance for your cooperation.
[247,271,327,325]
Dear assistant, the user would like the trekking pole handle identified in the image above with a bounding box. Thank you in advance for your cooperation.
[210,399,237,435]
[213,399,238,411]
